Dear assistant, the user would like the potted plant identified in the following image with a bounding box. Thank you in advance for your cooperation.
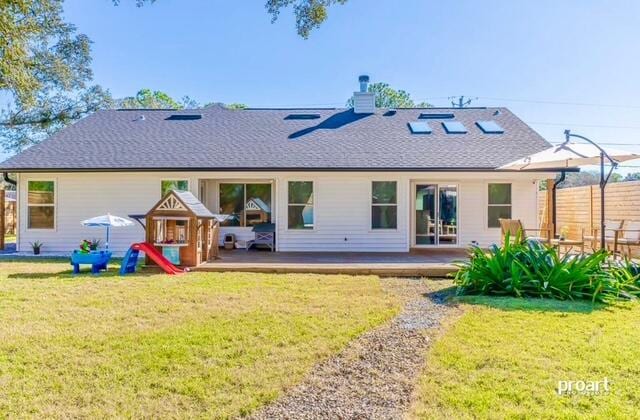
[30,241,43,255]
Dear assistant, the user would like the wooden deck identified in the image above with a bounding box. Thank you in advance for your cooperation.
[194,248,467,277]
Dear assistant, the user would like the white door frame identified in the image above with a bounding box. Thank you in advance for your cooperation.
[410,181,460,248]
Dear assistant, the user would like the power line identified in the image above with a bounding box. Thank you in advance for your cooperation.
[526,121,640,130]
[478,96,640,110]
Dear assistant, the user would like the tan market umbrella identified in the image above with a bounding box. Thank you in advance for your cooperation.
[499,130,640,249]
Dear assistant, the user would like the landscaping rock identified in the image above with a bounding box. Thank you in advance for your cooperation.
[250,279,457,420]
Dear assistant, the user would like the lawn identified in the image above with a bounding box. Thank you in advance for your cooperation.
[0,260,398,418]
[412,295,640,419]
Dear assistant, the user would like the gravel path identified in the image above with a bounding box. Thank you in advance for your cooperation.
[250,279,458,420]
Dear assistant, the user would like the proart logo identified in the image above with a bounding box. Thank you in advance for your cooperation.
[557,378,612,396]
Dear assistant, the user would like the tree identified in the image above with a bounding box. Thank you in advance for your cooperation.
[346,82,432,109]
[555,170,623,189]
[624,172,640,182]
[117,89,184,109]
[119,0,348,38]
[0,0,112,153]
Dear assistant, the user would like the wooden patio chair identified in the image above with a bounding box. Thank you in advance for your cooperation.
[583,220,623,252]
[498,218,551,245]
[617,220,640,259]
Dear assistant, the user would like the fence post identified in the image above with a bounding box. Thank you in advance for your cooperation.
[546,179,555,238]
[0,189,5,250]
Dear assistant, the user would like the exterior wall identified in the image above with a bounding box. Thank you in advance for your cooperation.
[17,171,549,255]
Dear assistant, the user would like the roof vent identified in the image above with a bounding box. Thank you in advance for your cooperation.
[442,121,467,134]
[165,114,202,121]
[419,113,454,119]
[476,120,505,134]
[138,115,145,121]
[284,114,321,120]
[353,74,375,114]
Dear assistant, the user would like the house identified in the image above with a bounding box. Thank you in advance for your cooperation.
[0,76,557,255]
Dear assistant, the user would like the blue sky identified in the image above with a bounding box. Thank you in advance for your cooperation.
[5,0,640,172]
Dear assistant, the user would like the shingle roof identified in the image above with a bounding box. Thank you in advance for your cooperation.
[0,106,550,171]
[173,190,215,218]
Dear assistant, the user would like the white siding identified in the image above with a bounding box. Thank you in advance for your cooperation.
[17,171,549,254]
[276,175,408,252]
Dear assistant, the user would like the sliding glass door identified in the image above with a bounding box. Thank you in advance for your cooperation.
[414,184,458,246]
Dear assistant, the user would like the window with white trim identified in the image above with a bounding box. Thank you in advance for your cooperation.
[371,181,397,229]
[161,180,188,196]
[288,181,314,229]
[488,183,512,228]
[28,181,55,229]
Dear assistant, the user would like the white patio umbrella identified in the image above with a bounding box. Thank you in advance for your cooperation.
[499,130,640,249]
[81,214,134,250]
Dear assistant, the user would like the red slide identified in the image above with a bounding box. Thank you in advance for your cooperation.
[132,242,184,275]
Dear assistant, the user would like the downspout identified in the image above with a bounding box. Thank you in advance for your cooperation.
[2,172,17,187]
[551,171,567,238]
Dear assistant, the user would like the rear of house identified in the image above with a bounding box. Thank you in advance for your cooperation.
[0,77,556,255]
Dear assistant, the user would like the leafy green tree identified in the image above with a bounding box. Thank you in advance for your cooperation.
[119,0,348,38]
[624,172,640,182]
[265,0,348,38]
[225,103,248,110]
[346,82,432,109]
[117,89,183,109]
[0,0,112,153]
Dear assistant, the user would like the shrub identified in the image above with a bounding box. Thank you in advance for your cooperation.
[454,234,640,303]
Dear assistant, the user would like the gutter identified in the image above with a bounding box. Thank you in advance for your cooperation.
[0,167,580,174]
[2,172,16,186]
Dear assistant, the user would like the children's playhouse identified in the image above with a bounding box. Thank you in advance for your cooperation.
[143,190,220,267]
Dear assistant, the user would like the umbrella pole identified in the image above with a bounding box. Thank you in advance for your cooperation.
[600,152,605,251]
[106,226,110,250]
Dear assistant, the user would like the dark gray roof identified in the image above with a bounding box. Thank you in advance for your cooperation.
[174,190,214,218]
[0,106,550,171]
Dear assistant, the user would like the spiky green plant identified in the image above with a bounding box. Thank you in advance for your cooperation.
[454,233,640,303]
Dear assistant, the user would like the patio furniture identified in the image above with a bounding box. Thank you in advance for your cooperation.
[246,223,276,252]
[550,238,585,256]
[499,218,551,245]
[617,220,640,258]
[583,220,623,252]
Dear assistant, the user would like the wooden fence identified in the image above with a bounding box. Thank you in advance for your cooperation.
[5,200,16,235]
[538,180,640,255]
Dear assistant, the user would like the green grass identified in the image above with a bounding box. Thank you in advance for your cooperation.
[412,294,640,419]
[0,260,398,418]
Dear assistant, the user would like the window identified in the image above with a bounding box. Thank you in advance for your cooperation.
[28,181,55,229]
[488,183,512,228]
[219,183,272,227]
[372,181,397,229]
[288,181,314,229]
[161,180,188,196]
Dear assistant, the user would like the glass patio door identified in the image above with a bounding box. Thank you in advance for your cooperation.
[414,184,458,246]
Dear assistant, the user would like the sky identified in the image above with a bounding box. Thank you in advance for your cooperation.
[4,0,640,173]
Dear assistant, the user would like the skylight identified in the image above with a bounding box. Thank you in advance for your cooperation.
[408,121,432,134]
[442,121,467,134]
[284,114,321,120]
[419,113,455,119]
[476,120,505,134]
[165,114,202,121]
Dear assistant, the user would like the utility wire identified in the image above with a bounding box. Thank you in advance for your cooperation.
[477,96,640,110]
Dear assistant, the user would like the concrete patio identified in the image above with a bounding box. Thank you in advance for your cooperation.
[194,248,468,277]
